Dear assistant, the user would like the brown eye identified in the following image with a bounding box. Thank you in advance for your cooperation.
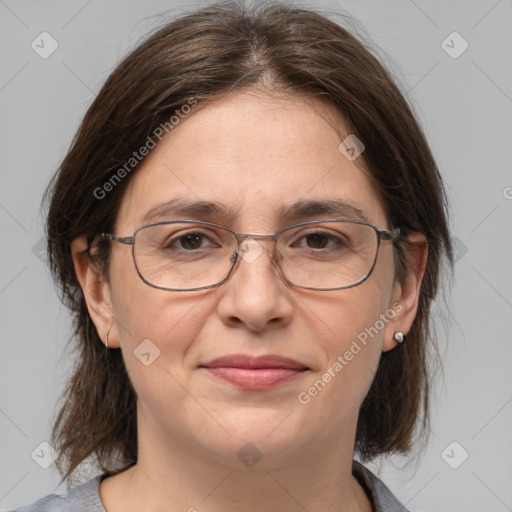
[291,230,346,252]
[176,233,205,250]
[305,233,330,249]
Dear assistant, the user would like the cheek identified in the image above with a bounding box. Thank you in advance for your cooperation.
[109,276,221,434]
[309,245,395,350]
[296,253,395,418]
[295,305,384,433]
[108,251,216,378]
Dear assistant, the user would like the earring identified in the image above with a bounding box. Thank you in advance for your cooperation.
[393,331,404,343]
[105,329,110,349]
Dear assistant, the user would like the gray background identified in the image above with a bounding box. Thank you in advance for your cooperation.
[1,0,511,510]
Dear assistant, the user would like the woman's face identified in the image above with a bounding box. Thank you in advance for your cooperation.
[98,91,410,468]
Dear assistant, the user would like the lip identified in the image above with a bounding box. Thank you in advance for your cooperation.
[200,354,309,390]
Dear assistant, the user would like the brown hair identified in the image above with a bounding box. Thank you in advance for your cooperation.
[46,0,452,484]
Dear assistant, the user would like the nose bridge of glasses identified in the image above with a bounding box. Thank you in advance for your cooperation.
[230,232,281,267]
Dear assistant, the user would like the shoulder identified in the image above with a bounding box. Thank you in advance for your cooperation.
[7,474,106,512]
[352,460,410,512]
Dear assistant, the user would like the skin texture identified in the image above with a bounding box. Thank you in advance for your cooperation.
[72,90,427,512]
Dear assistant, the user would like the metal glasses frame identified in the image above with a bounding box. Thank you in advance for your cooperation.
[101,219,400,292]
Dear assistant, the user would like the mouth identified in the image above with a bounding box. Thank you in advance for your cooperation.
[199,354,310,390]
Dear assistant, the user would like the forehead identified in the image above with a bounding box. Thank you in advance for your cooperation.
[116,90,388,232]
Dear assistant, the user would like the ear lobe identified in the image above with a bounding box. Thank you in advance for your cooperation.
[71,235,118,348]
[382,233,428,352]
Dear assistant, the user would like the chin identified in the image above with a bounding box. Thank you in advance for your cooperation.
[193,409,311,467]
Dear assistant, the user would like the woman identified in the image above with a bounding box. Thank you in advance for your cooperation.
[13,1,452,511]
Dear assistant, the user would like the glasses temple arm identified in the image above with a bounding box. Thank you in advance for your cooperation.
[101,233,135,245]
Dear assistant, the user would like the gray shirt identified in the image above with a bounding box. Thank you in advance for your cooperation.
[9,460,410,512]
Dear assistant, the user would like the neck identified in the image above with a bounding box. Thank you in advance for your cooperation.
[99,409,372,512]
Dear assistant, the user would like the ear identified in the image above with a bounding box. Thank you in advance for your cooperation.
[382,233,428,352]
[71,235,120,348]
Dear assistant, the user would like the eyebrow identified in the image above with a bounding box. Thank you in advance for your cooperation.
[142,198,227,223]
[141,198,370,224]
[276,199,370,223]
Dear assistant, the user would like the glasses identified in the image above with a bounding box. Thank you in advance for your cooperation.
[101,219,400,292]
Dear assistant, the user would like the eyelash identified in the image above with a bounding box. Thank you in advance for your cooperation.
[164,229,348,252]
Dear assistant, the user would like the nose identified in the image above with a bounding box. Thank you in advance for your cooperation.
[216,238,294,332]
